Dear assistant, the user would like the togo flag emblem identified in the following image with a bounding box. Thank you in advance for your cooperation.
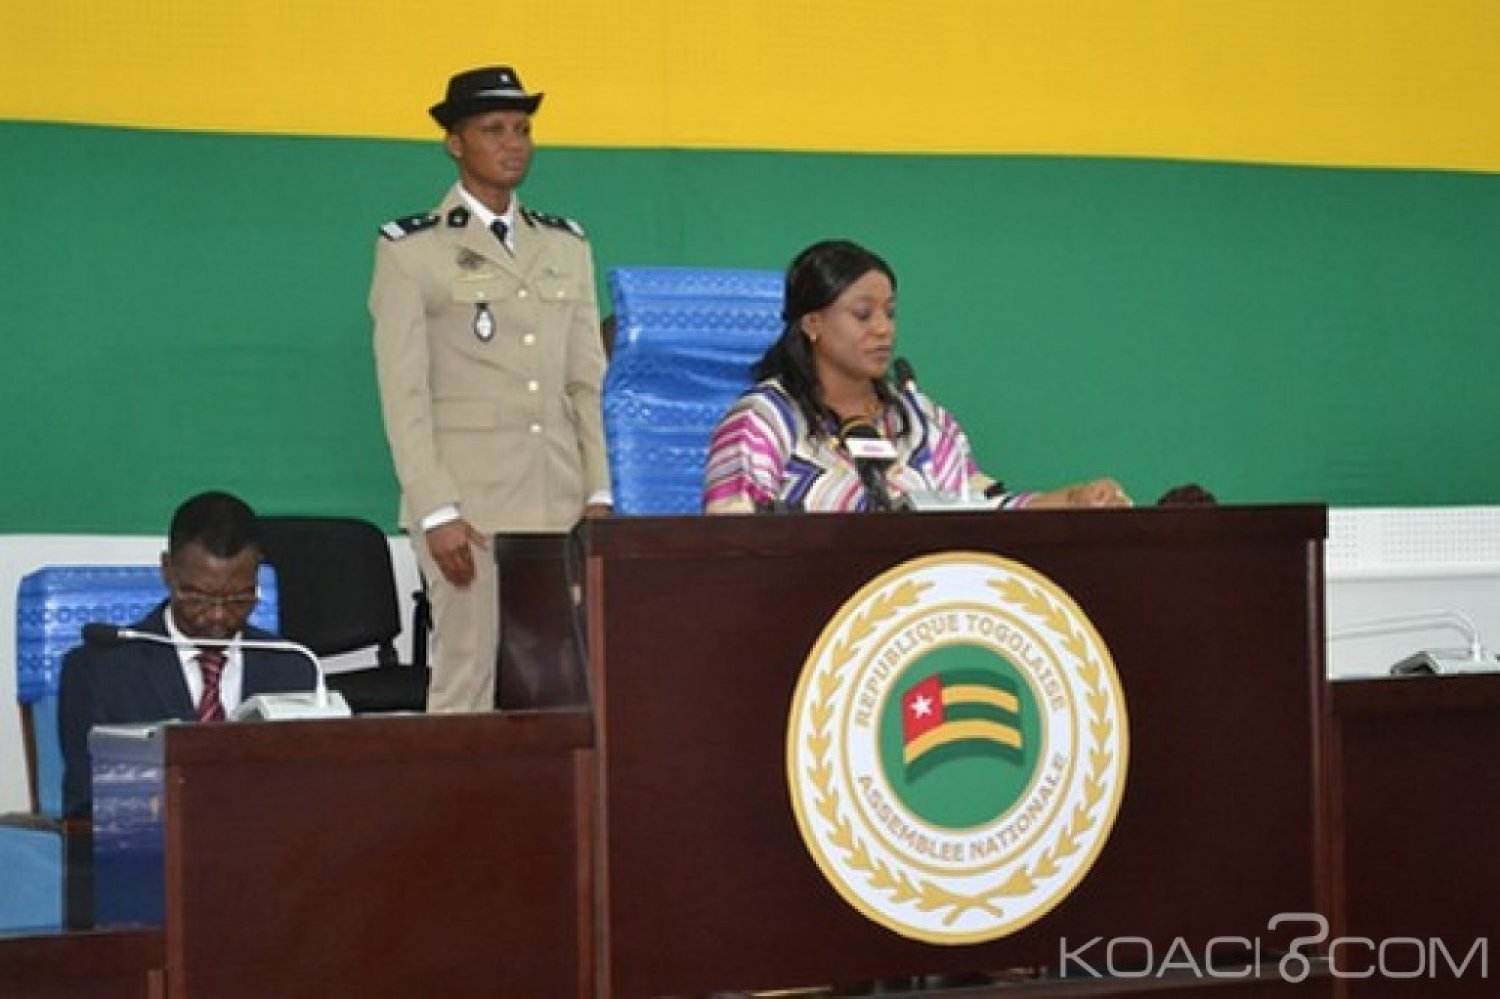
[786,551,1129,943]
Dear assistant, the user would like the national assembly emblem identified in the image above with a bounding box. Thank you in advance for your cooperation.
[786,552,1129,944]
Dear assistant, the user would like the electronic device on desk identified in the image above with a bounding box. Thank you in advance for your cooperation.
[1388,648,1500,676]
[1329,609,1500,677]
[897,489,1004,513]
[231,689,350,721]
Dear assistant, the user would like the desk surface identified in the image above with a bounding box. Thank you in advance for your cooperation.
[0,931,1329,999]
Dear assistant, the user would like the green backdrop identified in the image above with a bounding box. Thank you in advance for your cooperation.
[2,121,1496,533]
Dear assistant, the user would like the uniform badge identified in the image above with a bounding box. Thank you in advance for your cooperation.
[447,206,471,228]
[473,302,495,342]
[456,250,486,271]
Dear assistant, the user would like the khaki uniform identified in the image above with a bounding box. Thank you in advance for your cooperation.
[371,185,608,711]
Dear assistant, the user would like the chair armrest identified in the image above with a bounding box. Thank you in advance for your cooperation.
[0,811,59,833]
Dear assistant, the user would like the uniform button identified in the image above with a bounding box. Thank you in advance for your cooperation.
[518,288,529,299]
[527,380,540,393]
[528,423,542,434]
[555,290,566,299]
[522,334,536,346]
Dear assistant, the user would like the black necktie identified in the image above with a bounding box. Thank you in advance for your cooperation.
[490,217,509,250]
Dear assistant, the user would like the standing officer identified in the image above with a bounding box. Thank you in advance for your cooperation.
[370,65,610,713]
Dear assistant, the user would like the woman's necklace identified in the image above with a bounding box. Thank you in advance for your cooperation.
[832,393,881,424]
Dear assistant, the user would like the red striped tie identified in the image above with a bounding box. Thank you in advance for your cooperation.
[196,649,227,722]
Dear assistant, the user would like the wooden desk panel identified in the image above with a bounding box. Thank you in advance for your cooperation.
[493,532,589,710]
[160,713,593,999]
[1322,675,1500,998]
[0,928,164,998]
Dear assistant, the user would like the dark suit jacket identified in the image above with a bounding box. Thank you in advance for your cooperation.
[58,603,317,817]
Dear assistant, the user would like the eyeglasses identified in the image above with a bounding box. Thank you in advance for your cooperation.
[173,586,260,613]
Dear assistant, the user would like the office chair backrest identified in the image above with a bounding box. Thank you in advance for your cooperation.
[256,516,402,662]
[15,564,278,819]
[604,266,783,515]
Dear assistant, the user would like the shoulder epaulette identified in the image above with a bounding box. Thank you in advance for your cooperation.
[379,212,439,241]
[522,207,586,239]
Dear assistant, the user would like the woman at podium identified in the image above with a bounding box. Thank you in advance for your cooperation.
[702,239,1130,514]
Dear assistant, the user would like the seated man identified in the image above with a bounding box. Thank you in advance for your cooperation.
[58,491,317,817]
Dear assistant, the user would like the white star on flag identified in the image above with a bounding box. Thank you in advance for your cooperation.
[910,694,934,718]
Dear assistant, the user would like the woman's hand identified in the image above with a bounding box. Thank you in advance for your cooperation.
[1028,478,1132,509]
[424,518,490,586]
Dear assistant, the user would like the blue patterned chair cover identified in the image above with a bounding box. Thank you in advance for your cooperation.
[603,266,783,515]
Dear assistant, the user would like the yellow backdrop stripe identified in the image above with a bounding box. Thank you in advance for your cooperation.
[4,0,1498,172]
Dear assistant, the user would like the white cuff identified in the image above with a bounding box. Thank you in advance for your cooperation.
[419,504,461,532]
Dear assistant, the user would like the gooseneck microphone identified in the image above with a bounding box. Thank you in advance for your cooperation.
[893,357,919,397]
[889,357,938,495]
[81,622,348,718]
[888,357,1006,510]
[1328,609,1496,676]
[839,415,897,512]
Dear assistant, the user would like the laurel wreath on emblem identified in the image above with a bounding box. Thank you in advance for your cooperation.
[803,575,1115,927]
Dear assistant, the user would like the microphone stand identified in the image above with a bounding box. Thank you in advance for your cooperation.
[84,624,351,720]
[856,460,893,512]
[888,358,997,511]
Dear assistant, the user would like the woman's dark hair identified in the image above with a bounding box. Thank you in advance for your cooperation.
[752,240,898,436]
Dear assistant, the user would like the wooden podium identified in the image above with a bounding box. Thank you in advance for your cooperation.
[584,506,1328,997]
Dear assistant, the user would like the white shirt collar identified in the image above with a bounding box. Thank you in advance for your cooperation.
[457,186,517,249]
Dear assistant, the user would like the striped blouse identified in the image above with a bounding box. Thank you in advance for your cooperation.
[703,379,1020,513]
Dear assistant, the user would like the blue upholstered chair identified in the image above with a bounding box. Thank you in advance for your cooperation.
[603,267,784,515]
[3,563,277,931]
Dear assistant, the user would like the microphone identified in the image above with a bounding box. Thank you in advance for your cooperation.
[889,358,943,503]
[839,416,896,512]
[82,622,350,720]
[889,357,998,509]
[81,622,134,647]
[893,357,919,397]
[1327,609,1498,676]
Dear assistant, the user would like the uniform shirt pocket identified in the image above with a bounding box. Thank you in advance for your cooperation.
[532,270,585,304]
[432,398,509,484]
